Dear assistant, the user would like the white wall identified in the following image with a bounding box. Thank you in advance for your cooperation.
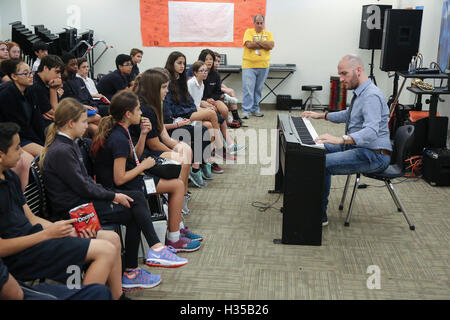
[1,0,447,118]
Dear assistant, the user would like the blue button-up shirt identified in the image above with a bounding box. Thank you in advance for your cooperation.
[328,79,392,151]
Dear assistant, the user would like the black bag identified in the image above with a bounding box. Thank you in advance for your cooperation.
[145,157,181,179]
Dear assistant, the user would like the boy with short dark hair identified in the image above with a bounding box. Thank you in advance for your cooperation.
[0,122,125,300]
[97,54,133,101]
[27,55,65,127]
[31,41,49,73]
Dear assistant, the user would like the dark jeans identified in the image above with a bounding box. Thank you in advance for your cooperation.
[93,190,160,269]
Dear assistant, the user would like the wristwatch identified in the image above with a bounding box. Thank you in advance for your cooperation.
[342,135,351,145]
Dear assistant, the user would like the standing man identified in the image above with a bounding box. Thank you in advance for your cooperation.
[302,54,392,226]
[241,14,274,119]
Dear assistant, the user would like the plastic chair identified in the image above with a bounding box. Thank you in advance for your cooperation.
[338,125,416,230]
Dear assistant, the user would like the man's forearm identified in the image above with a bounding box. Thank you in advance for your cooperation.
[257,41,274,50]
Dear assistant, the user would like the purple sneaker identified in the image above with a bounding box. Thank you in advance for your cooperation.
[146,246,188,268]
[180,227,204,242]
[166,236,202,253]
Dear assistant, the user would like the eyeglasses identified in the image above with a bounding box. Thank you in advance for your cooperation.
[15,71,33,77]
[198,69,208,73]
[122,63,133,67]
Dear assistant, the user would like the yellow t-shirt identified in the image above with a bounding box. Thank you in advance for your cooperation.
[242,28,274,69]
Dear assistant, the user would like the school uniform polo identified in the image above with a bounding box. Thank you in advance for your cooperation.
[96,69,129,101]
[0,82,45,146]
[28,73,54,115]
[128,64,140,83]
[202,69,223,101]
[187,76,204,108]
[128,100,165,159]
[62,73,98,107]
[76,74,99,96]
[93,124,160,193]
[0,169,90,283]
[42,134,116,220]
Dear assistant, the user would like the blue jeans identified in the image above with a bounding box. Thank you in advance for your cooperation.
[242,67,269,114]
[322,144,391,214]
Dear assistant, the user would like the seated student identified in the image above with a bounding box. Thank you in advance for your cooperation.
[129,48,143,85]
[97,54,133,101]
[197,49,245,155]
[164,51,237,177]
[212,51,244,128]
[7,42,21,59]
[91,90,203,252]
[0,257,113,300]
[0,59,45,157]
[130,69,206,215]
[0,122,126,300]
[0,41,10,82]
[31,41,49,73]
[77,57,105,99]
[27,55,65,128]
[41,98,188,290]
[60,53,101,137]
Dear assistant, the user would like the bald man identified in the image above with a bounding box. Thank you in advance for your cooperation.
[302,54,392,226]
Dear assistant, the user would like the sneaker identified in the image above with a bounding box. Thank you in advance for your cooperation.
[166,236,202,253]
[241,113,250,119]
[189,169,207,188]
[211,162,224,174]
[216,150,236,161]
[182,195,190,215]
[227,119,241,128]
[224,93,238,104]
[252,111,264,117]
[180,226,204,242]
[122,268,161,291]
[227,144,246,155]
[201,163,214,180]
[146,246,188,268]
[322,212,328,227]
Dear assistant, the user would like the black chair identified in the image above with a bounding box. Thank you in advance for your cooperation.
[24,157,48,219]
[338,125,416,230]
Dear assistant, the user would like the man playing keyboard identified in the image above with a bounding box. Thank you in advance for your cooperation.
[302,54,391,226]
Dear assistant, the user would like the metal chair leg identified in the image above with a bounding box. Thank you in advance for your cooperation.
[345,173,360,226]
[385,180,415,230]
[339,175,352,210]
[303,94,313,111]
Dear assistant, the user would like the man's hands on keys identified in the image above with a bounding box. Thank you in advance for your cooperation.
[314,133,344,145]
[301,111,344,145]
[301,111,324,120]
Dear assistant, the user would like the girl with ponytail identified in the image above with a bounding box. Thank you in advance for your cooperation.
[42,98,189,292]
[91,90,203,253]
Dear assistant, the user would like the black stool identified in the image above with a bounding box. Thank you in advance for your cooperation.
[302,85,323,110]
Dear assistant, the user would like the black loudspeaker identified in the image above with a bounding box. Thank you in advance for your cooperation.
[359,4,392,49]
[427,116,448,148]
[423,148,450,186]
[380,9,423,72]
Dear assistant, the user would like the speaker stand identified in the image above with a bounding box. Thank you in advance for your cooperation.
[368,49,377,86]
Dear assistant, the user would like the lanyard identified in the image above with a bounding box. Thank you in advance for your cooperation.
[117,122,140,166]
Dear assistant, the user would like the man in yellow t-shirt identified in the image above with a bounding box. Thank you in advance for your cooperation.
[241,14,274,118]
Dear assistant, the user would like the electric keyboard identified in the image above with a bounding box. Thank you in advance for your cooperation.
[273,114,326,246]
